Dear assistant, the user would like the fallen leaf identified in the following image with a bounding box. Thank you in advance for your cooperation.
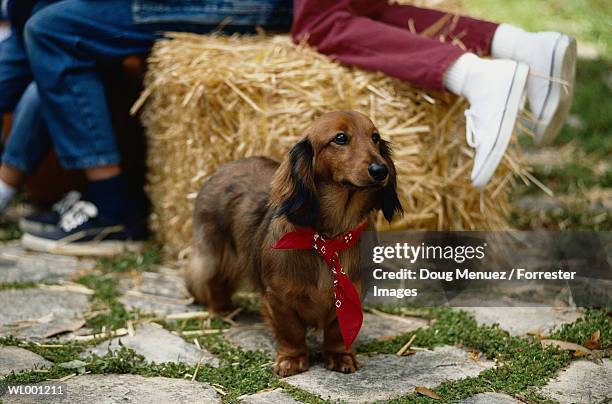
[415,386,440,400]
[540,339,592,355]
[468,351,482,361]
[43,319,86,338]
[592,330,601,342]
[583,330,601,350]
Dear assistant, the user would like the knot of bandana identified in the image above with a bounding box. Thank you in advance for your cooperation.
[272,223,365,349]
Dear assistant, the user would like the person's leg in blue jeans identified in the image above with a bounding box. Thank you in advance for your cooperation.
[0,0,57,114]
[20,0,289,255]
[1,83,50,173]
[0,30,32,115]
[20,0,158,255]
[0,82,52,212]
[0,1,61,214]
[0,81,79,233]
[0,27,33,210]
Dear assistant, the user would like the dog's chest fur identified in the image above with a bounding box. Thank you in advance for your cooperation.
[261,240,362,328]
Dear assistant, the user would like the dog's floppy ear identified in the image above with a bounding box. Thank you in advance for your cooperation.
[271,138,319,227]
[378,139,403,222]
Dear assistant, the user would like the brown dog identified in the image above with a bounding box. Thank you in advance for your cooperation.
[185,111,402,376]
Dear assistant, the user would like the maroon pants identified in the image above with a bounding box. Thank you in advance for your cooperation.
[292,0,499,91]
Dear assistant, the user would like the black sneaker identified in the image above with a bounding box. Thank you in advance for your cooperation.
[21,200,146,256]
[19,191,82,233]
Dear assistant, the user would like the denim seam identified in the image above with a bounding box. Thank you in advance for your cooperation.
[132,0,292,25]
[57,152,121,170]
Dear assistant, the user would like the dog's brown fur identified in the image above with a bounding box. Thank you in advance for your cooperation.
[186,111,402,376]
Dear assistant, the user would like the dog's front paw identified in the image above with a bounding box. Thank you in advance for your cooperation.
[324,351,360,374]
[274,355,309,377]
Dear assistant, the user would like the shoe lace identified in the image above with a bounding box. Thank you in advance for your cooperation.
[53,191,82,215]
[59,201,98,232]
[464,109,479,148]
[464,108,508,148]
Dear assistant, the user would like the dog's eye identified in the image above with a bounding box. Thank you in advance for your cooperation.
[372,132,380,143]
[333,133,348,145]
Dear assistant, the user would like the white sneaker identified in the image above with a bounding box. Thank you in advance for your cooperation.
[463,60,529,189]
[523,33,577,145]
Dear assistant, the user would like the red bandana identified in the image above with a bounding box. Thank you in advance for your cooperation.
[272,223,365,350]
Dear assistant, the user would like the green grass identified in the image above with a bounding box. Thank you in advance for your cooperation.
[75,273,131,333]
[510,58,612,230]
[0,336,86,364]
[96,246,162,273]
[511,208,611,231]
[463,0,611,58]
[550,308,611,347]
[527,160,611,195]
[0,223,22,242]
[68,246,163,332]
[556,58,612,156]
[360,308,610,403]
[463,0,612,231]
[2,307,609,403]
[0,347,192,388]
[0,281,38,291]
[0,334,327,404]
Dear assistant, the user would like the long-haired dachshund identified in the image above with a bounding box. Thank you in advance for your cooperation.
[186,111,402,376]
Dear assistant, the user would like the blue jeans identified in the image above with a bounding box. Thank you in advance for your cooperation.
[2,82,51,173]
[132,0,292,27]
[0,1,54,173]
[16,0,290,170]
[0,28,31,114]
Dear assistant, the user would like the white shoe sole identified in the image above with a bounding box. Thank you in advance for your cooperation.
[472,62,529,189]
[21,233,144,257]
[19,218,55,234]
[533,35,577,146]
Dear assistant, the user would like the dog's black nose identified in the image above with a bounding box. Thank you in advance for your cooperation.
[368,163,388,181]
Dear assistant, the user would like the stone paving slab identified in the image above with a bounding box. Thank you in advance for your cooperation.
[459,392,522,403]
[117,267,200,316]
[119,267,202,316]
[0,243,94,285]
[458,306,582,336]
[119,294,199,317]
[284,346,495,403]
[85,323,218,367]
[540,359,612,404]
[225,321,276,355]
[0,289,90,338]
[238,388,300,404]
[225,312,427,355]
[0,346,51,377]
[4,374,221,403]
[118,268,191,300]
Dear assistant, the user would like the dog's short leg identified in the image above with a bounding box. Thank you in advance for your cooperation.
[262,294,309,377]
[185,251,234,315]
[322,318,360,374]
[204,272,236,315]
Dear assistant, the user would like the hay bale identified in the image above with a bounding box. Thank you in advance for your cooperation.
[137,33,528,259]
